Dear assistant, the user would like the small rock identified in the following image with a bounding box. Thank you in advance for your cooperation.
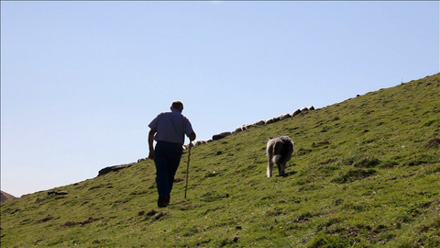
[48,190,68,196]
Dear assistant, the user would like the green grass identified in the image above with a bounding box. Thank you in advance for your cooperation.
[1,73,439,247]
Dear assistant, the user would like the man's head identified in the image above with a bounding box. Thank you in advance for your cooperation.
[171,100,184,112]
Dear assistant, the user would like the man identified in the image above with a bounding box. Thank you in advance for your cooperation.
[148,101,196,208]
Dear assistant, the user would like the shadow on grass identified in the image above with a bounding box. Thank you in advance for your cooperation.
[278,171,297,177]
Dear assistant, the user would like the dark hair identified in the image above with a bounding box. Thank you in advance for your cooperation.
[171,101,184,110]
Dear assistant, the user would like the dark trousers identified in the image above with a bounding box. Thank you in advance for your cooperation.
[154,141,183,197]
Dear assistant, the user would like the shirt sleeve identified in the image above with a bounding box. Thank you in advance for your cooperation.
[148,115,159,131]
[184,117,194,136]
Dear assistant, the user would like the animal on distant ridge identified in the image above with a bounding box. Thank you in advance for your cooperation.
[266,136,294,177]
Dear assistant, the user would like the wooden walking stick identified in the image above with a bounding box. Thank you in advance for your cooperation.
[184,142,192,199]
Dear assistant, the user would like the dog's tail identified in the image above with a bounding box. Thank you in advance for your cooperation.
[271,154,282,164]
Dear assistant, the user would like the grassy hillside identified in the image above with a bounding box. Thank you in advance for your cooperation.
[1,74,439,247]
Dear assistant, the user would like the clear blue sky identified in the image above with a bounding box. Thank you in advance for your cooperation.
[1,1,439,197]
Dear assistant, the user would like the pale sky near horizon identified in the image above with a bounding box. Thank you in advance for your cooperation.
[1,1,439,197]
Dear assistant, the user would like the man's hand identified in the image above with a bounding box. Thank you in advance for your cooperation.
[189,132,196,142]
[148,150,154,160]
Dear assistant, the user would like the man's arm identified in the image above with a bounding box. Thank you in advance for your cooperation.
[148,129,156,159]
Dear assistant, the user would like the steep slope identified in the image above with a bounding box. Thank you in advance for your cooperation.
[1,73,439,247]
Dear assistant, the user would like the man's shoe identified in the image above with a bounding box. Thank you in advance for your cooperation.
[158,196,170,208]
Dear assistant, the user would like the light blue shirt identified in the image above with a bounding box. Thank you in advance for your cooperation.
[149,109,194,144]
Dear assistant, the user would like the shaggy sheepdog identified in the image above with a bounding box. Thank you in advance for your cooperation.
[266,136,294,177]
